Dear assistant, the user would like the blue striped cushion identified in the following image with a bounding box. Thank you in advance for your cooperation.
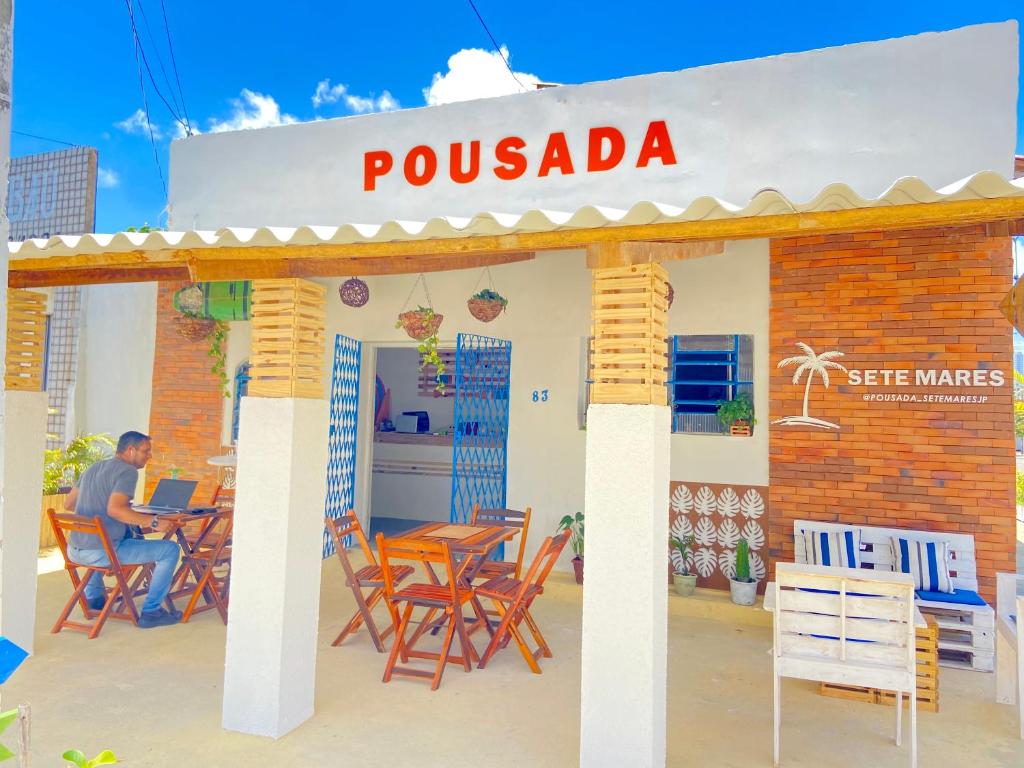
[891,538,953,593]
[800,529,861,568]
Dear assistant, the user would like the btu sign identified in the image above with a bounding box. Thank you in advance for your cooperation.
[363,120,678,192]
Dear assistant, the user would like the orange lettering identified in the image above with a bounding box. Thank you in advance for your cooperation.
[493,136,527,181]
[587,126,625,172]
[450,141,481,184]
[403,145,438,186]
[636,120,677,168]
[363,150,393,191]
[538,132,574,177]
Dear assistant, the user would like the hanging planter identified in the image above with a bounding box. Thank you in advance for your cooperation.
[397,308,443,341]
[467,288,508,322]
[339,277,369,308]
[173,314,216,341]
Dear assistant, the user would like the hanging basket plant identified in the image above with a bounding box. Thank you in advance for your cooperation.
[173,284,215,341]
[339,277,369,308]
[468,288,508,323]
[397,307,443,341]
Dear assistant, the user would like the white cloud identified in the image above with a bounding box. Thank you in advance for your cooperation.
[311,78,400,114]
[97,168,120,189]
[115,108,163,139]
[207,89,298,134]
[423,47,540,106]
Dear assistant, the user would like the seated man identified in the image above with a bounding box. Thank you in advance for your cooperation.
[64,431,182,628]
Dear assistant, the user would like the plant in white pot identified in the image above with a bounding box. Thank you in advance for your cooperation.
[729,538,758,606]
[669,534,697,596]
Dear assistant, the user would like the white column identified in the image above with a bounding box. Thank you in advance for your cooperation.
[0,391,47,654]
[222,396,328,738]
[580,403,669,768]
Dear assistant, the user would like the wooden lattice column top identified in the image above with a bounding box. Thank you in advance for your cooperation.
[5,289,48,391]
[589,262,669,405]
[248,279,326,398]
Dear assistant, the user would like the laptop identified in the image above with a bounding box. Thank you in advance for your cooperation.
[133,478,199,514]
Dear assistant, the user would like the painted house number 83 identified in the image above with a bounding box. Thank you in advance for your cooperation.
[532,389,549,402]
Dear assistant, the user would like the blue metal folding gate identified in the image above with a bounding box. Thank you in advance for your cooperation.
[450,334,512,550]
[323,333,362,557]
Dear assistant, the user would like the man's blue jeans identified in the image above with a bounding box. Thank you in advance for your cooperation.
[69,538,182,614]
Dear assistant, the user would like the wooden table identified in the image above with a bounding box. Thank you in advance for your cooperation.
[391,521,518,640]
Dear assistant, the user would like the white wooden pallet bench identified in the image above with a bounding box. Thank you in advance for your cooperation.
[794,520,994,672]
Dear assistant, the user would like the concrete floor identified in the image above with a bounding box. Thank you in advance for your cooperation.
[7,560,1024,767]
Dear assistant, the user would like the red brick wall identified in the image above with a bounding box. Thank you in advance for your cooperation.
[146,282,224,503]
[768,225,1015,601]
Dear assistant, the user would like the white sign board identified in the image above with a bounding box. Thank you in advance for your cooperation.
[169,22,1018,229]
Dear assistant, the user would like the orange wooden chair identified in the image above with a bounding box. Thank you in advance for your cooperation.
[48,509,147,639]
[476,529,571,673]
[378,532,477,690]
[173,509,233,624]
[210,484,235,509]
[470,505,532,581]
[326,510,413,652]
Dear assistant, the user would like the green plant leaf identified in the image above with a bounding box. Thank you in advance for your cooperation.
[87,749,119,767]
[0,743,14,762]
[62,750,87,767]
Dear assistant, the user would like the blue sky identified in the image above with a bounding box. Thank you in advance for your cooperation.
[11,1,1024,233]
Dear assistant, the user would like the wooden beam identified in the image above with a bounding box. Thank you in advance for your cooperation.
[586,240,724,269]
[10,195,1024,287]
[10,264,190,288]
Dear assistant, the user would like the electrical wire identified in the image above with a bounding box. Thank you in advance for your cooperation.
[159,0,192,135]
[124,0,167,196]
[124,0,188,133]
[12,130,77,147]
[136,0,183,120]
[465,0,527,91]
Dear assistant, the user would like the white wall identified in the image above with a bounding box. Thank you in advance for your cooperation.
[666,240,770,486]
[76,283,157,439]
[169,23,1017,229]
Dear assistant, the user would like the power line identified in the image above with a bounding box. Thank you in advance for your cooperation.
[465,0,527,91]
[159,0,192,135]
[124,0,167,196]
[136,0,183,120]
[124,0,188,133]
[12,130,77,147]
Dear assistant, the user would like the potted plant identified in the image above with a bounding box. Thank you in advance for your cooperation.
[172,284,216,342]
[396,307,446,393]
[41,433,115,547]
[669,534,697,596]
[467,288,508,322]
[558,511,584,584]
[729,538,758,606]
[716,392,756,436]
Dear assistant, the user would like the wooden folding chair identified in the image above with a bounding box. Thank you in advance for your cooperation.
[378,532,477,690]
[210,484,235,509]
[48,509,147,639]
[470,504,532,581]
[326,510,413,652]
[174,510,233,624]
[476,529,571,673]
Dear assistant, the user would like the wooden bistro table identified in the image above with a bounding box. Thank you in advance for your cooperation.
[393,521,518,645]
[129,508,233,624]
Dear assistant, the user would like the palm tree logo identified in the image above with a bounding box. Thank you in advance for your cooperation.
[772,342,848,430]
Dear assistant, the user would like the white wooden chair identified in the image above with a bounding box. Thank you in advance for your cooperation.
[773,563,918,768]
[995,572,1023,738]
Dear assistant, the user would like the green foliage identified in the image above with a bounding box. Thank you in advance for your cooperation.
[1016,470,1024,507]
[715,392,756,428]
[735,538,752,583]
[0,708,18,762]
[208,320,231,398]
[670,534,695,576]
[1014,371,1024,439]
[125,224,158,233]
[43,434,116,495]
[558,511,585,557]
[62,749,118,768]
[471,288,508,307]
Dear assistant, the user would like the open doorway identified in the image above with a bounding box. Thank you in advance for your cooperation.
[366,346,457,538]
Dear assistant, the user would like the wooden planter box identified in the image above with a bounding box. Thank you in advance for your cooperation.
[729,422,752,436]
[819,614,939,712]
[40,494,67,549]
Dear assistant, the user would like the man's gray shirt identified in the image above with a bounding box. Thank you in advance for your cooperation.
[69,457,138,550]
